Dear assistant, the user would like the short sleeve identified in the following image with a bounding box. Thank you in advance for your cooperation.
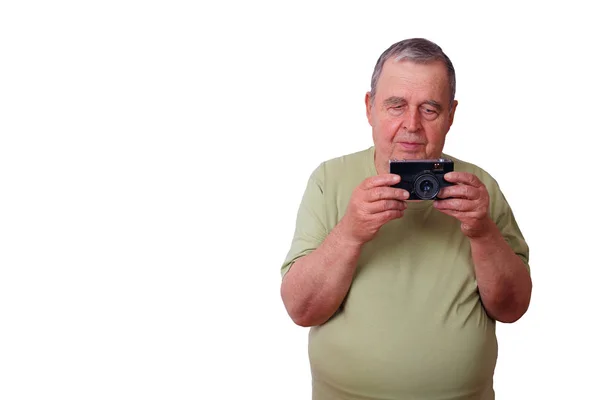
[488,179,531,274]
[280,164,329,278]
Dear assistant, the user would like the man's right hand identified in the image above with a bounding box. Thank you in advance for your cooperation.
[339,174,409,246]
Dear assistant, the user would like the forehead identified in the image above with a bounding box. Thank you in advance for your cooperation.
[376,59,450,103]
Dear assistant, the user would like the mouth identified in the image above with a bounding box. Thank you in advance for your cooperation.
[398,142,424,151]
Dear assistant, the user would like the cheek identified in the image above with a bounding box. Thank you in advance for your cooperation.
[424,124,449,146]
[378,117,401,138]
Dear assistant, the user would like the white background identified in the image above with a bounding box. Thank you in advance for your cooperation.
[1,1,599,399]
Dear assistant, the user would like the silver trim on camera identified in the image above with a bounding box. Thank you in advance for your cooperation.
[389,158,450,163]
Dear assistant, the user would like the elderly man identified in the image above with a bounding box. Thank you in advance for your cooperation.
[280,38,532,400]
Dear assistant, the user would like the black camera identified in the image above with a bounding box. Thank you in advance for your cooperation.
[389,159,455,200]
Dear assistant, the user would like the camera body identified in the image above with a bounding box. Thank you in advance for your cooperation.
[389,158,455,200]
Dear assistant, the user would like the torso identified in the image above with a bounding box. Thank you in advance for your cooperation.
[308,148,497,400]
[309,206,496,400]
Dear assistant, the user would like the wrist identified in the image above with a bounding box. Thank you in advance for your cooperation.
[335,219,365,250]
[467,216,499,243]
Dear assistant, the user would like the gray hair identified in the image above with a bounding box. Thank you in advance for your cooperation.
[369,38,456,107]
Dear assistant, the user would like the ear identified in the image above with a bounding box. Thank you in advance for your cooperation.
[365,92,373,126]
[448,100,458,127]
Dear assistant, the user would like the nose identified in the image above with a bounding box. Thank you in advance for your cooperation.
[403,107,423,132]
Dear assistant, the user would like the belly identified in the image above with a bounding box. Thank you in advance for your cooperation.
[309,210,498,399]
[308,291,497,400]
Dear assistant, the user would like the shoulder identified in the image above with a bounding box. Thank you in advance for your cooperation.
[310,147,375,183]
[319,147,374,172]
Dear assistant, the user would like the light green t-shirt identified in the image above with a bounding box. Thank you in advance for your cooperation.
[281,147,530,400]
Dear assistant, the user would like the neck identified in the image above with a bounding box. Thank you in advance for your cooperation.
[373,150,389,175]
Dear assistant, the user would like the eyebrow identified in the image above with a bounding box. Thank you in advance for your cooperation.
[383,97,444,111]
[423,100,443,111]
[383,96,406,106]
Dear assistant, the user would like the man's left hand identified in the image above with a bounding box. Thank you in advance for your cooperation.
[434,172,493,238]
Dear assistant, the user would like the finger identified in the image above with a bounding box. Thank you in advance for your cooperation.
[437,184,480,200]
[368,187,410,202]
[434,207,462,220]
[443,172,483,188]
[381,209,404,222]
[362,174,401,190]
[434,207,480,220]
[433,198,474,212]
[368,199,408,213]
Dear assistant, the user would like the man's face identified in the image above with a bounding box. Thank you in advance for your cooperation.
[366,59,458,170]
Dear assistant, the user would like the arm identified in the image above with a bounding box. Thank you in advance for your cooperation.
[469,217,532,323]
[280,172,409,327]
[435,171,532,323]
[280,223,362,327]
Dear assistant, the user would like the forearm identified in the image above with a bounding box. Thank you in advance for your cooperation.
[280,222,362,327]
[470,218,532,323]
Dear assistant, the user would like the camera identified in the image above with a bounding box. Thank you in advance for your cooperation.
[389,158,455,200]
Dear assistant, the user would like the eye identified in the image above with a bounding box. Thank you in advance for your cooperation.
[388,104,405,115]
[420,106,439,120]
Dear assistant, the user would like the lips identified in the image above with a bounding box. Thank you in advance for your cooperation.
[398,142,424,151]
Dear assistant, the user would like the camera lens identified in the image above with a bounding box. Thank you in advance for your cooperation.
[421,180,433,193]
[414,173,440,200]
